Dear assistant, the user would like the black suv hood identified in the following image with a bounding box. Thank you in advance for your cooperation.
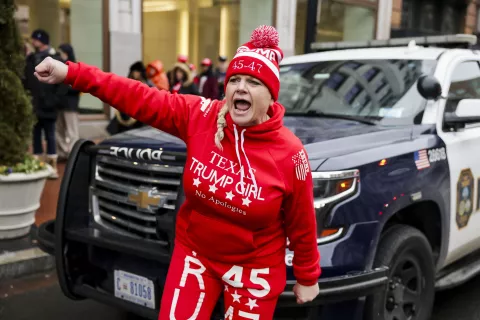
[100,117,432,167]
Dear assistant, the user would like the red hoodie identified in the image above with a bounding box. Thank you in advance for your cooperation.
[64,62,321,286]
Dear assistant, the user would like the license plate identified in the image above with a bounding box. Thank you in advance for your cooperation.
[114,270,155,309]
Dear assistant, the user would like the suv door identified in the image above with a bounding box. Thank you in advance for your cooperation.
[436,59,480,265]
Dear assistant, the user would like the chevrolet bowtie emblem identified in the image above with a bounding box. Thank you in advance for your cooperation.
[128,189,161,209]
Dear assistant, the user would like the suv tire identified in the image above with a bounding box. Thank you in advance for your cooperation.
[364,224,435,320]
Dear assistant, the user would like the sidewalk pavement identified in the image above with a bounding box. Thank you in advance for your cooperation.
[0,132,106,281]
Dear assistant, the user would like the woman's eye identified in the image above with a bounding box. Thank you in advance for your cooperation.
[229,78,239,83]
[248,80,260,85]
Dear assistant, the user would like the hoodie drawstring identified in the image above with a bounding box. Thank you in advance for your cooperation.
[240,129,257,190]
[233,125,258,194]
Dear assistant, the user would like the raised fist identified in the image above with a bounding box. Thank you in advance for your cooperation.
[34,56,68,84]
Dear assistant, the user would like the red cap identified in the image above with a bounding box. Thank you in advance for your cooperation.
[177,54,188,63]
[201,58,212,66]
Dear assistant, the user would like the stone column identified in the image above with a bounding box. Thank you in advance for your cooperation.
[376,0,393,40]
[275,0,297,58]
[108,0,142,117]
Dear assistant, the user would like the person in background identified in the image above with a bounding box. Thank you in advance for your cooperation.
[197,58,218,99]
[106,61,151,135]
[169,61,199,95]
[167,54,189,83]
[56,43,80,161]
[146,60,169,91]
[215,55,228,99]
[23,29,66,179]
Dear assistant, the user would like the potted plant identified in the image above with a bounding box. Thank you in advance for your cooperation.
[0,0,53,239]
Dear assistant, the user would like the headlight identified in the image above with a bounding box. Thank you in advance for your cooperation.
[312,169,359,244]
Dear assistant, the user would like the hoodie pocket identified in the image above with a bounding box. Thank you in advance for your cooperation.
[186,210,257,256]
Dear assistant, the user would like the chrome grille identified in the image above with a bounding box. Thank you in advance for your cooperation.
[91,155,183,242]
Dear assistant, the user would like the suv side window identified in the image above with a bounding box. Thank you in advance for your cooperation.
[445,61,480,113]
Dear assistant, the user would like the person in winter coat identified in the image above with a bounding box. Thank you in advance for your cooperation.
[146,60,169,91]
[167,54,189,84]
[33,25,321,319]
[169,61,200,95]
[56,43,80,161]
[24,29,67,179]
[197,58,219,99]
[215,55,228,99]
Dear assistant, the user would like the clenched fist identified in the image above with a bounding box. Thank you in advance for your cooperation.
[34,56,68,84]
[293,282,320,304]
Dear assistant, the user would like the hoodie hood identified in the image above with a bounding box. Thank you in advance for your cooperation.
[172,62,194,86]
[147,60,169,91]
[147,60,165,76]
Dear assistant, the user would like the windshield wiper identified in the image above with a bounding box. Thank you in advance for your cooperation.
[285,110,379,125]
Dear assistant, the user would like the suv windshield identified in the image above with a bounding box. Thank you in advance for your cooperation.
[278,59,438,126]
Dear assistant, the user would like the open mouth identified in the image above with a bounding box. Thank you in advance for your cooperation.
[234,99,252,114]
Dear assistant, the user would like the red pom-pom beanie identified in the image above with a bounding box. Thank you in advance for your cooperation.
[225,25,284,101]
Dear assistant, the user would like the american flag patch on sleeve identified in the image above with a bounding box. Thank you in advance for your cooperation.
[292,149,310,181]
[414,149,430,170]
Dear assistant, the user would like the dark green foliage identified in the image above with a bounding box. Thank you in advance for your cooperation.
[0,0,36,170]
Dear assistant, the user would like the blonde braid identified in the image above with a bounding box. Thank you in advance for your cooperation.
[215,103,229,150]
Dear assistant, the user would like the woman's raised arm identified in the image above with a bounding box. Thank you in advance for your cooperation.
[35,57,200,141]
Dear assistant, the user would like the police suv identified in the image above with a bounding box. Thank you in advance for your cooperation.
[38,34,480,320]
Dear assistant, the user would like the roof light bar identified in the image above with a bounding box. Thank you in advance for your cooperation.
[311,34,477,51]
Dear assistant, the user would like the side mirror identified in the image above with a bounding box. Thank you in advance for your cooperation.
[444,99,480,129]
[417,75,442,100]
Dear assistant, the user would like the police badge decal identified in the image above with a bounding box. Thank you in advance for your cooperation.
[457,168,474,229]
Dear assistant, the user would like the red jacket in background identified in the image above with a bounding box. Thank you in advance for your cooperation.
[146,60,169,91]
[64,61,321,286]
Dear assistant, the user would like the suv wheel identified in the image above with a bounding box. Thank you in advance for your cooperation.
[365,224,435,320]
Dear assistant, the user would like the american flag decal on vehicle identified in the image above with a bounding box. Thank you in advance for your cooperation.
[414,149,430,170]
[292,149,310,181]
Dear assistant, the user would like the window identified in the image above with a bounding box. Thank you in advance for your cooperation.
[398,0,464,36]
[445,61,480,113]
[278,59,438,125]
[143,0,240,71]
[315,0,376,42]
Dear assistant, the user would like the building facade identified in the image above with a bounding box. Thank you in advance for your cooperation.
[14,0,480,121]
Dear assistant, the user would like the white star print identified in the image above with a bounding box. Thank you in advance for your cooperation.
[231,290,242,303]
[242,198,251,207]
[226,191,235,200]
[224,285,229,292]
[193,178,201,187]
[245,298,258,310]
[209,184,218,193]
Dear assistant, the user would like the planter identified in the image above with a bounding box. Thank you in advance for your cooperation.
[0,166,53,239]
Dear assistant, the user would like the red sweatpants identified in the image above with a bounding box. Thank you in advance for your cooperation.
[158,242,286,319]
